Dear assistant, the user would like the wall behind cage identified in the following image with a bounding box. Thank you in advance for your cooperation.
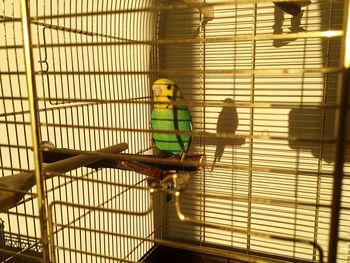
[158,0,350,262]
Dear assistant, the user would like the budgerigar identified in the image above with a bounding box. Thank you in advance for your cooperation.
[151,78,192,157]
[151,78,192,200]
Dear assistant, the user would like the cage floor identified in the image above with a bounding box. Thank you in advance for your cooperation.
[0,248,41,263]
[141,243,316,263]
[141,245,231,263]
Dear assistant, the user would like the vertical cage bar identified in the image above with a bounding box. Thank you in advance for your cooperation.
[328,0,350,261]
[20,0,49,262]
[247,2,258,252]
[199,8,206,247]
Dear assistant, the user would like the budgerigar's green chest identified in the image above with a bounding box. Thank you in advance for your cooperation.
[151,107,192,155]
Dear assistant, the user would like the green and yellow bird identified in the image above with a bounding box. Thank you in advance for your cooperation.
[151,78,192,157]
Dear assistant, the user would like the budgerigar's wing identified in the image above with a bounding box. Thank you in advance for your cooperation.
[151,108,192,155]
[173,105,192,155]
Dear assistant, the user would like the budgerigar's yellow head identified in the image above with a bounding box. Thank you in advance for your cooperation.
[152,78,181,109]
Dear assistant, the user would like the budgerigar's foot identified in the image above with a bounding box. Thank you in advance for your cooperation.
[180,152,186,162]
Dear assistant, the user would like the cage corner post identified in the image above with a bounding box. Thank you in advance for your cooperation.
[20,0,51,262]
[328,0,350,261]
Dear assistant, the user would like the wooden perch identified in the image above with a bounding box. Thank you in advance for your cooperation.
[41,146,205,190]
[41,147,206,172]
[0,143,128,212]
[113,160,168,188]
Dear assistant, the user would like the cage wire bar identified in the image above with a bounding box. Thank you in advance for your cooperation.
[20,0,50,261]
[0,0,350,262]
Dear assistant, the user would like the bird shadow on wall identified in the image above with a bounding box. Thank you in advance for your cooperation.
[202,98,245,171]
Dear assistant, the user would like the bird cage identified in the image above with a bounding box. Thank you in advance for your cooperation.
[0,0,350,262]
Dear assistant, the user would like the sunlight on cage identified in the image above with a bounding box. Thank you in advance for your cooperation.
[0,0,350,262]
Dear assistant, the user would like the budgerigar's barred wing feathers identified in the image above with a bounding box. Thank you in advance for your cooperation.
[151,78,192,156]
[151,107,192,155]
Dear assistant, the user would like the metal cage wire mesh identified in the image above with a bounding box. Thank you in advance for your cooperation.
[0,0,350,262]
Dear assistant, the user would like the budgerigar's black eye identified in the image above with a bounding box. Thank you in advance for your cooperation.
[167,85,172,90]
